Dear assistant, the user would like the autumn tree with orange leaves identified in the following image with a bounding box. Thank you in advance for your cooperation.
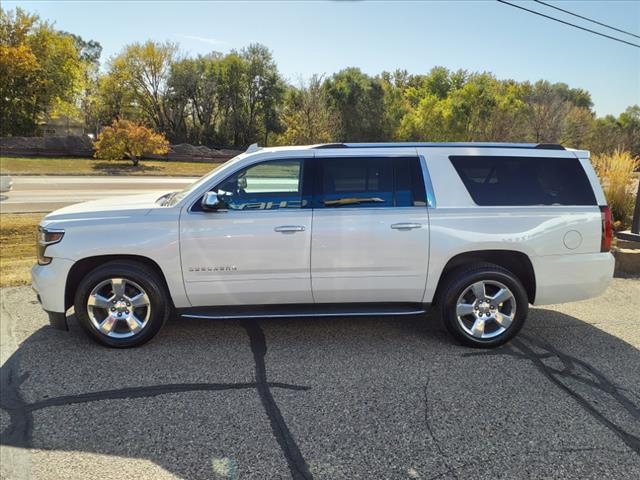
[93,119,169,166]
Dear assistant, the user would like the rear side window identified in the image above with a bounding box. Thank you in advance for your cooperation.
[449,156,596,206]
[315,157,426,208]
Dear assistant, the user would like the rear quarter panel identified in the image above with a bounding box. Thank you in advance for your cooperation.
[419,147,604,304]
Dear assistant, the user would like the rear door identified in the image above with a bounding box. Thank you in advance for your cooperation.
[311,149,430,303]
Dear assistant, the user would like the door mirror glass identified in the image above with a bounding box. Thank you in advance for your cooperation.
[201,191,224,211]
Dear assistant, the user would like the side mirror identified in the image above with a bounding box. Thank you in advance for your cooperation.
[201,192,224,211]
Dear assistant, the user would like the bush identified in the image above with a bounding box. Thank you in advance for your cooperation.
[591,149,639,230]
[93,119,169,166]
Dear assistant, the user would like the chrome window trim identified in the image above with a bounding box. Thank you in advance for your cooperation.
[418,154,437,208]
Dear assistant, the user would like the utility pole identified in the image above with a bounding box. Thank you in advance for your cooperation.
[632,181,640,235]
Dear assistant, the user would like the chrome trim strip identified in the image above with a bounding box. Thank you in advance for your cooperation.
[181,309,426,320]
[418,154,437,208]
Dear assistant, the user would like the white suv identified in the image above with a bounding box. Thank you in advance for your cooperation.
[32,143,615,348]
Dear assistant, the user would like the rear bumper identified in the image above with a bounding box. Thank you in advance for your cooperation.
[31,258,74,314]
[532,252,615,305]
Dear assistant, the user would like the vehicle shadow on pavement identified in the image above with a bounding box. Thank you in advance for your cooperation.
[1,308,639,479]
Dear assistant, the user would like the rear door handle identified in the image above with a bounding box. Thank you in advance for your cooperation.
[391,223,422,230]
[274,225,306,233]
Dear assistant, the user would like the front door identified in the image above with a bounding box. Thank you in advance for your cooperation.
[180,156,313,306]
[311,151,430,303]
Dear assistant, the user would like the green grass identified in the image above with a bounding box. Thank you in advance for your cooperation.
[0,156,222,177]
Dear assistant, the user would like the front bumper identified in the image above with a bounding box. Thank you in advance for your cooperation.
[31,258,75,329]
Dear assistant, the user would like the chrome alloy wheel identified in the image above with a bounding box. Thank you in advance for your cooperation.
[87,278,151,339]
[455,280,516,340]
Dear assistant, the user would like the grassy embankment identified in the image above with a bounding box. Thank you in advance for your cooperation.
[0,213,42,287]
[0,156,220,176]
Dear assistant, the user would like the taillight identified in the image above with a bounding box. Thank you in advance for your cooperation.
[600,206,612,252]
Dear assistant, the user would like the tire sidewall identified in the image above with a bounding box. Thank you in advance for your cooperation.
[442,267,528,348]
[74,263,168,348]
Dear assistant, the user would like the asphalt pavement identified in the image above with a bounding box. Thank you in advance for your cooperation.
[0,176,198,213]
[1,278,639,479]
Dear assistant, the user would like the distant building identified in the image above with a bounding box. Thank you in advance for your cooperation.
[37,115,85,137]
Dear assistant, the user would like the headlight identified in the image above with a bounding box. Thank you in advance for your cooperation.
[37,226,65,265]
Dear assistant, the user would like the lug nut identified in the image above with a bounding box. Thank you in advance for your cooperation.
[117,312,122,317]
[125,309,129,314]
[110,307,115,312]
[126,302,130,306]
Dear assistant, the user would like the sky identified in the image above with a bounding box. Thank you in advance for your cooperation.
[6,0,640,117]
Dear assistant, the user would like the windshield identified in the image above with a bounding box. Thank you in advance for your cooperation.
[165,153,247,206]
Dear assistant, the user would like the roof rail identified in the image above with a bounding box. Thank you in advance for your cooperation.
[313,143,347,149]
[535,143,565,150]
[312,142,566,151]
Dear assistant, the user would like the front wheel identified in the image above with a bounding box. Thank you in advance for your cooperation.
[74,261,169,348]
[439,263,529,348]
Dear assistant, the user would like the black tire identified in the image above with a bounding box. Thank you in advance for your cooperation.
[439,263,528,348]
[73,260,169,348]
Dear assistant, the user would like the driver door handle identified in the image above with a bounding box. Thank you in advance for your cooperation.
[274,225,306,233]
[391,223,422,230]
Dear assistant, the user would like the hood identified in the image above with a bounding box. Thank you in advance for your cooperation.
[42,191,171,224]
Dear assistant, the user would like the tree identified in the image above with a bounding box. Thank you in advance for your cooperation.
[167,53,224,144]
[324,68,386,141]
[523,80,569,143]
[0,7,93,135]
[278,75,336,145]
[107,41,178,135]
[93,119,169,166]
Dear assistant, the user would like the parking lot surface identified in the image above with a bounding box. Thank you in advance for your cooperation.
[1,278,639,479]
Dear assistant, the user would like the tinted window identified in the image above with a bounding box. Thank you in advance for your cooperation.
[316,157,394,208]
[395,157,427,207]
[315,157,426,208]
[206,159,304,211]
[450,156,596,206]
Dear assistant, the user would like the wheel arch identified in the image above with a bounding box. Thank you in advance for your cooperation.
[65,254,174,312]
[432,250,536,305]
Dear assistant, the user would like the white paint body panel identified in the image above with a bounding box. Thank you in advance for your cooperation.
[180,209,313,306]
[311,207,429,303]
[32,144,614,315]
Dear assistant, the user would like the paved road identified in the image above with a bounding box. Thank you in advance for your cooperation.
[1,278,639,479]
[0,176,198,213]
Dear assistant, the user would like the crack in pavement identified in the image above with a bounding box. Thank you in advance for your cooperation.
[242,320,313,480]
[463,334,640,456]
[0,319,313,480]
[424,377,459,480]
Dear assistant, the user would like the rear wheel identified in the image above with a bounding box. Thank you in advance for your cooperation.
[74,261,169,347]
[439,263,528,348]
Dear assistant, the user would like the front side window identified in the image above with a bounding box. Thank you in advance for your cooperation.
[203,159,304,211]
